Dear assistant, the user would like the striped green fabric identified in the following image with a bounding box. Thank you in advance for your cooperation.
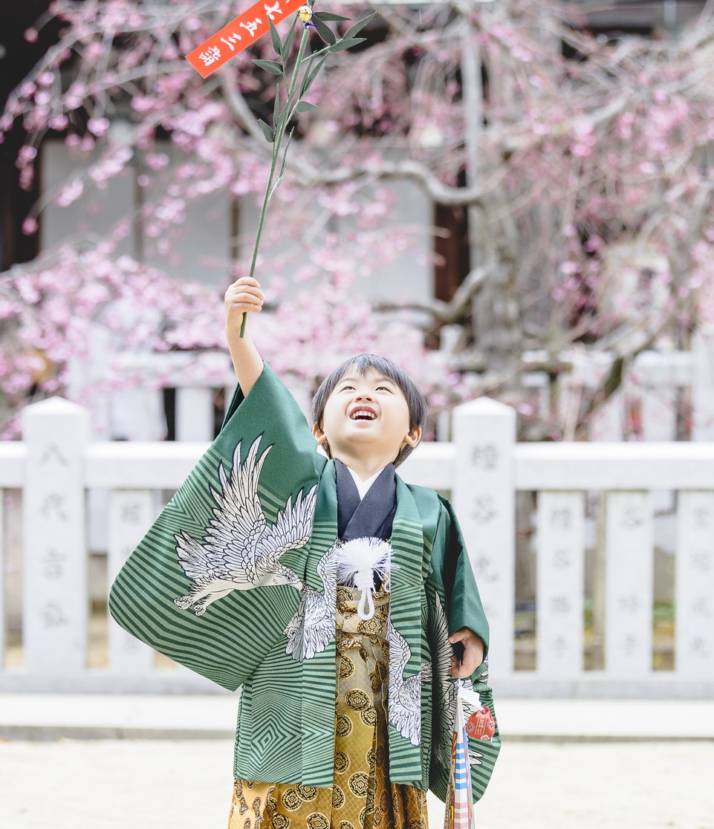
[108,359,501,803]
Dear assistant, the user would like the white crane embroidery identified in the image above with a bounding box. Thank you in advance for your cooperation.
[467,746,485,767]
[334,537,396,620]
[429,590,459,767]
[173,435,316,616]
[387,614,432,746]
[283,536,398,661]
[283,540,341,661]
[429,590,491,767]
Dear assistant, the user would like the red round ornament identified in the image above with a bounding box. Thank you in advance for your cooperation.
[465,705,495,740]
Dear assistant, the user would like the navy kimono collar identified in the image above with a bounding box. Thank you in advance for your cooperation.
[334,457,397,542]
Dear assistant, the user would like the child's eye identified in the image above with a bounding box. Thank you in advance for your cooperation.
[340,384,392,392]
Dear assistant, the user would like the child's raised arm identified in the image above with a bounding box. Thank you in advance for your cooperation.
[224,275,265,395]
[108,276,323,694]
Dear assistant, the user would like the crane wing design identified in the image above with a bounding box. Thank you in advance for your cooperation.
[173,434,315,616]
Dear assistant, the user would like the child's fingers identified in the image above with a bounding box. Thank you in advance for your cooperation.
[231,276,261,290]
[227,300,263,313]
[229,292,264,305]
[224,290,263,315]
[226,284,263,300]
[224,277,262,300]
[224,286,264,306]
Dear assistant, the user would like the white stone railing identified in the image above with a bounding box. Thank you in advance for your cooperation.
[1,394,712,697]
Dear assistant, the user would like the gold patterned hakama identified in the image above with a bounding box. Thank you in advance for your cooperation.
[227,584,429,829]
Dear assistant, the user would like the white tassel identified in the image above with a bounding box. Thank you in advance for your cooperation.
[334,537,398,620]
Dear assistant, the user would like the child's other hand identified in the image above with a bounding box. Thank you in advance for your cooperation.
[448,628,485,678]
[224,276,264,331]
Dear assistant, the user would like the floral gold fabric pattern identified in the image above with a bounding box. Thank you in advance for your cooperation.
[227,584,429,829]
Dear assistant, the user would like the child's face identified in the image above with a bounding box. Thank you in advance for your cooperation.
[313,365,420,463]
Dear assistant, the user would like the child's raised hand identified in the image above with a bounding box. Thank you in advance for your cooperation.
[224,276,264,332]
[448,628,485,678]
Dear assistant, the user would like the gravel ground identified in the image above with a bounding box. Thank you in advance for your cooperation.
[1,737,713,828]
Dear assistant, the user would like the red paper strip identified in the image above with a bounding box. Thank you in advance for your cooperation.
[186,0,306,78]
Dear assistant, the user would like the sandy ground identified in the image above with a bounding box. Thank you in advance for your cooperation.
[1,737,712,828]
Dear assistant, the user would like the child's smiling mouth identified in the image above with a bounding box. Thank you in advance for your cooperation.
[348,404,379,423]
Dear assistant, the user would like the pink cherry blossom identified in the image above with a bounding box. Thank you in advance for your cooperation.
[1,0,712,443]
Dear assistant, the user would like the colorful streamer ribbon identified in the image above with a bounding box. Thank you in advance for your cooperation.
[443,683,476,829]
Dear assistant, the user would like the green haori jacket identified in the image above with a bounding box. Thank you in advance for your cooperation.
[108,360,501,803]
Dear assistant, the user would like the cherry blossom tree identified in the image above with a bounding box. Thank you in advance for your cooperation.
[1,0,714,440]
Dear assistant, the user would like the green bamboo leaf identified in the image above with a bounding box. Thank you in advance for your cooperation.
[295,101,318,112]
[268,19,282,57]
[281,13,298,62]
[253,58,283,76]
[268,125,296,201]
[277,125,295,179]
[342,11,377,41]
[329,37,366,52]
[300,55,326,96]
[311,15,336,45]
[307,54,327,84]
[257,118,274,143]
[312,11,350,22]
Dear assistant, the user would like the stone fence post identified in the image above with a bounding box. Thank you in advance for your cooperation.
[21,397,89,679]
[452,396,516,678]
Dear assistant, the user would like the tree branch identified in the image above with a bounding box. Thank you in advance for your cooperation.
[373,264,492,324]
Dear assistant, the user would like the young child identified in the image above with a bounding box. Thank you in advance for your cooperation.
[108,276,500,829]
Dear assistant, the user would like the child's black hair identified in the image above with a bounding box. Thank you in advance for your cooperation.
[311,352,427,467]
